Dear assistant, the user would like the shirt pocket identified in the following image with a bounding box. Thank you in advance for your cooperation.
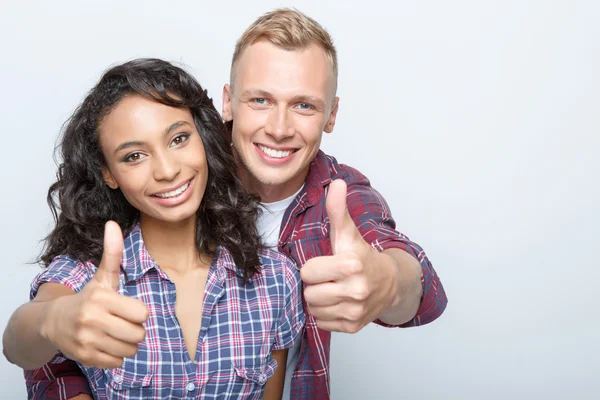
[232,356,278,386]
[105,367,153,392]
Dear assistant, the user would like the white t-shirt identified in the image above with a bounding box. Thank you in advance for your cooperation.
[257,185,304,399]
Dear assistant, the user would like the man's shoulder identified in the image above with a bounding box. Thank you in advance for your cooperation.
[309,150,372,190]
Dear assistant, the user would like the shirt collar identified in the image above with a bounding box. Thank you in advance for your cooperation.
[119,223,252,283]
[217,245,268,281]
[298,150,334,208]
[119,223,159,283]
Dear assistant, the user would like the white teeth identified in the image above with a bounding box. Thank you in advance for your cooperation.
[258,144,293,158]
[155,182,190,199]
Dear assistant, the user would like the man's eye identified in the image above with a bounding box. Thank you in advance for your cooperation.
[254,98,266,104]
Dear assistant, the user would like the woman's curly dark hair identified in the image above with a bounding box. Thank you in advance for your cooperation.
[40,58,262,281]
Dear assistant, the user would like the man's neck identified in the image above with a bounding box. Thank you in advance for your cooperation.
[242,172,307,203]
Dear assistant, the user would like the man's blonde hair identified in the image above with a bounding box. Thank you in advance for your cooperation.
[230,8,338,94]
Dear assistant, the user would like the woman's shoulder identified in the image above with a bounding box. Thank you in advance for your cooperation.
[44,254,97,274]
[257,247,299,276]
[30,255,97,299]
[215,245,299,285]
[255,248,301,297]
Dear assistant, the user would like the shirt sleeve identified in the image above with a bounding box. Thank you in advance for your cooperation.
[345,182,448,327]
[273,258,306,350]
[24,358,92,400]
[25,256,96,399]
[30,255,95,299]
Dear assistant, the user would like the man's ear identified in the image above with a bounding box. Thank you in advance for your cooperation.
[102,168,118,189]
[324,97,340,133]
[222,84,233,122]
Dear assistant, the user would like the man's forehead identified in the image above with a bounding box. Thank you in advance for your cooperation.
[232,41,335,98]
[237,40,332,70]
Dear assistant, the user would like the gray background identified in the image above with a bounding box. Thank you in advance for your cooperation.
[1,0,598,398]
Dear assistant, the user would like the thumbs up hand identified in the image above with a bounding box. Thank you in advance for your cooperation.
[300,180,399,333]
[95,220,125,292]
[44,221,149,368]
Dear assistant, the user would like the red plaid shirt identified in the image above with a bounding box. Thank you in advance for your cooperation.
[283,151,447,399]
[24,150,447,399]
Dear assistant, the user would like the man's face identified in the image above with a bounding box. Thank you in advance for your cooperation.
[223,40,339,201]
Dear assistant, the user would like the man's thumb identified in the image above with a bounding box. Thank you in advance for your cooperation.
[326,179,354,253]
[96,220,124,291]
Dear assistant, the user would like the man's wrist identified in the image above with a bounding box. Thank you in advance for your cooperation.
[377,248,423,324]
[382,250,404,310]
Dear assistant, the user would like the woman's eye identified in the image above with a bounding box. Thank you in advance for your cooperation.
[171,134,190,146]
[125,153,142,162]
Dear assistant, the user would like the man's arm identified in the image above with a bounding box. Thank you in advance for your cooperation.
[374,243,447,328]
[24,359,92,400]
[370,247,423,326]
[301,179,447,333]
[344,179,448,328]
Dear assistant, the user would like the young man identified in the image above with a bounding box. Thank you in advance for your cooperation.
[21,8,447,400]
[221,8,446,399]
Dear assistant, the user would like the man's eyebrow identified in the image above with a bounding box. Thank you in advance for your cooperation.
[113,121,191,155]
[290,95,325,110]
[239,89,273,99]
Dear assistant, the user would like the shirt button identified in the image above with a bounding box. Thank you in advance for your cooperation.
[186,382,195,392]
[113,375,123,383]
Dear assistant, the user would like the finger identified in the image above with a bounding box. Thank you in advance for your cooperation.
[95,221,124,291]
[94,334,140,360]
[79,350,124,369]
[306,305,339,322]
[309,302,367,324]
[101,313,147,344]
[326,179,356,254]
[303,282,345,307]
[105,295,149,325]
[315,319,364,334]
[300,256,345,284]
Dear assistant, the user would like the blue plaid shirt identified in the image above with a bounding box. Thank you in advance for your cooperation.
[29,224,305,399]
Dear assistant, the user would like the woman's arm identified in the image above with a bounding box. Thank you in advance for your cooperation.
[263,349,288,400]
[4,277,148,370]
[3,229,149,371]
[3,283,78,369]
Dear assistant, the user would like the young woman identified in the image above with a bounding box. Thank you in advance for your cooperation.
[2,58,304,399]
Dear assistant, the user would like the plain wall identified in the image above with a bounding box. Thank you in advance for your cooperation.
[0,0,598,398]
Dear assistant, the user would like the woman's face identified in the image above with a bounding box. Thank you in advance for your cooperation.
[99,95,208,225]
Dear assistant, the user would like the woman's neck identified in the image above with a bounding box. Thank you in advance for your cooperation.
[140,215,209,274]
